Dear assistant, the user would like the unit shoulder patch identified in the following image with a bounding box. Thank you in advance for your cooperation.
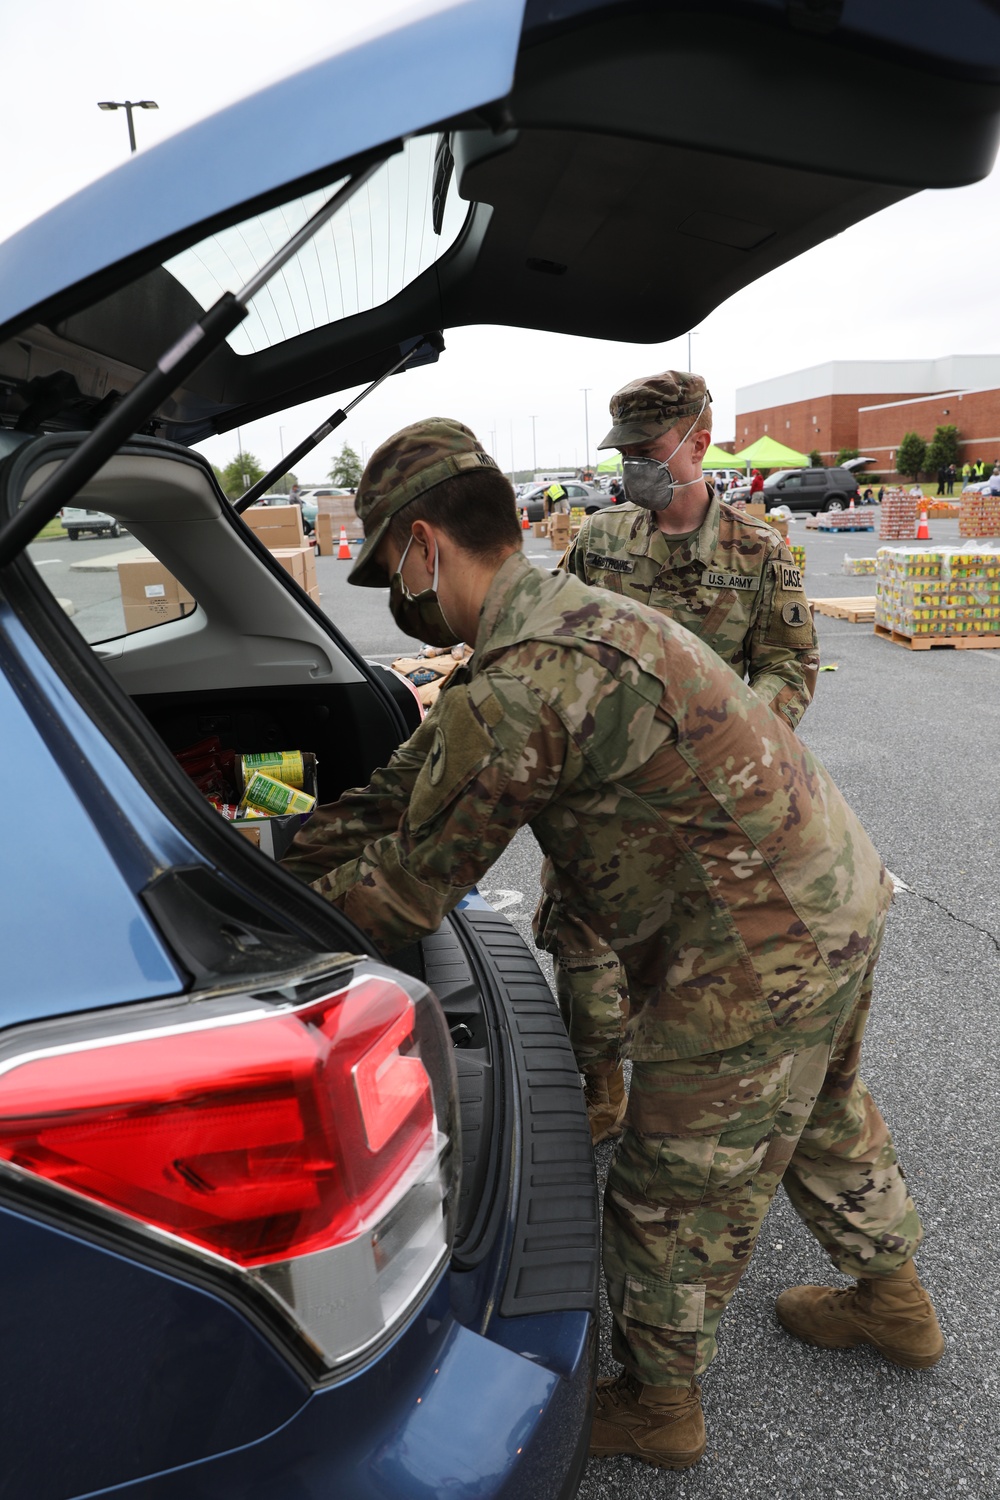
[781,599,810,627]
[775,562,804,592]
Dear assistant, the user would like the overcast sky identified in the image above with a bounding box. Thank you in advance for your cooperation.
[4,0,999,480]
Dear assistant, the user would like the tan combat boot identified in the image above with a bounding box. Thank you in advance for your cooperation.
[590,1372,706,1469]
[776,1260,944,1370]
[583,1064,626,1145]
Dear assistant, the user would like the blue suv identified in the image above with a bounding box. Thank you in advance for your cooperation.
[0,2,996,1495]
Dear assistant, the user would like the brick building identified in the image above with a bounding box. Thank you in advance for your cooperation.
[858,387,1000,476]
[735,357,1000,476]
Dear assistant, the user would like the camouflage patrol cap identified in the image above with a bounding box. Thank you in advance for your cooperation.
[349,417,499,587]
[597,370,712,449]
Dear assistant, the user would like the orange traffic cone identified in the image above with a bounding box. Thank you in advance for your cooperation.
[848,496,855,511]
[521,508,530,530]
[916,506,931,540]
[337,525,352,560]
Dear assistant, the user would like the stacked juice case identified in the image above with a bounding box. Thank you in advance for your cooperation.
[875,547,1000,637]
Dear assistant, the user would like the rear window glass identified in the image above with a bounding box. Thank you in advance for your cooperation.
[28,516,198,644]
[163,135,469,357]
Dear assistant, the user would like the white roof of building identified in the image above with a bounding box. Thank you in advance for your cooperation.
[736,356,1000,411]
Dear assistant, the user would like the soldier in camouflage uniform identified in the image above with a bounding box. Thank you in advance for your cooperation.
[539,371,820,1146]
[283,417,942,1471]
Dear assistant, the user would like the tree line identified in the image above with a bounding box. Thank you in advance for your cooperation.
[213,442,363,500]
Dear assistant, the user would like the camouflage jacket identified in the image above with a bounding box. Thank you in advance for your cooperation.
[563,491,818,728]
[284,553,889,1061]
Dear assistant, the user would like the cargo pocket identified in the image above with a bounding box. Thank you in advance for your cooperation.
[624,1276,705,1333]
[628,1052,794,1207]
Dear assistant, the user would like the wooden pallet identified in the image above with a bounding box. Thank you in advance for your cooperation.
[810,596,876,623]
[874,624,1000,651]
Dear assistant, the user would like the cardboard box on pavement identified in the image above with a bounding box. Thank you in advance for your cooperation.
[315,513,335,556]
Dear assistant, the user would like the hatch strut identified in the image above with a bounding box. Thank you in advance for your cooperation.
[0,156,391,568]
[234,330,445,514]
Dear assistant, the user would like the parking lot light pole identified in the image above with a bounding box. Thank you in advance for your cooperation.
[687,328,700,371]
[97,99,158,154]
[530,415,538,475]
[580,388,591,472]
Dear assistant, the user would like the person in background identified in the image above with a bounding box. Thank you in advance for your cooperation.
[543,372,817,1142]
[544,479,567,517]
[749,468,764,497]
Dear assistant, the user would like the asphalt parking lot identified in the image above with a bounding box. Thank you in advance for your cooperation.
[29,512,999,1497]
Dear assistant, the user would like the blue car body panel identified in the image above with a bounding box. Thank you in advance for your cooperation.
[0,1199,591,1499]
[0,0,525,337]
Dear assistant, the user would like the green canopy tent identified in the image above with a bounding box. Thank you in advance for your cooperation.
[731,435,810,469]
[703,443,742,469]
[596,454,622,473]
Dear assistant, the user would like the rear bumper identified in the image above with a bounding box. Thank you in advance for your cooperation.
[91,1285,592,1499]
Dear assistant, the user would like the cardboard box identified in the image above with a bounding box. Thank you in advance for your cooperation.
[244,503,305,548]
[315,513,335,556]
[118,556,195,634]
[300,547,318,596]
[746,503,768,520]
[270,544,316,589]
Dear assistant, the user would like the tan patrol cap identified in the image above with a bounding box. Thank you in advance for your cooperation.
[349,417,499,587]
[598,370,712,449]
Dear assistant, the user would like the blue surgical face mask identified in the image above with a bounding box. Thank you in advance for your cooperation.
[622,397,709,512]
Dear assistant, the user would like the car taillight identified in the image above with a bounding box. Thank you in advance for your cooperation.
[0,965,458,1375]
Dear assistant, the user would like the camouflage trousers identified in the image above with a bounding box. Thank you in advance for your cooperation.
[533,894,627,1071]
[602,921,924,1387]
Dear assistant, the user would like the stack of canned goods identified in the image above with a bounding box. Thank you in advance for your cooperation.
[237,751,317,818]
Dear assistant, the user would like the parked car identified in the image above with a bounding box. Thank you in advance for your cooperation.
[0,1,995,1495]
[763,466,862,513]
[519,480,609,521]
[60,504,123,539]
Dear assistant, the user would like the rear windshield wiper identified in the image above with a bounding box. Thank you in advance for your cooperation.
[233,330,445,514]
[0,153,393,568]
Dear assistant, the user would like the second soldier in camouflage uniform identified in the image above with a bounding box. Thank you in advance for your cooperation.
[284,417,942,1471]
[539,371,819,1144]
